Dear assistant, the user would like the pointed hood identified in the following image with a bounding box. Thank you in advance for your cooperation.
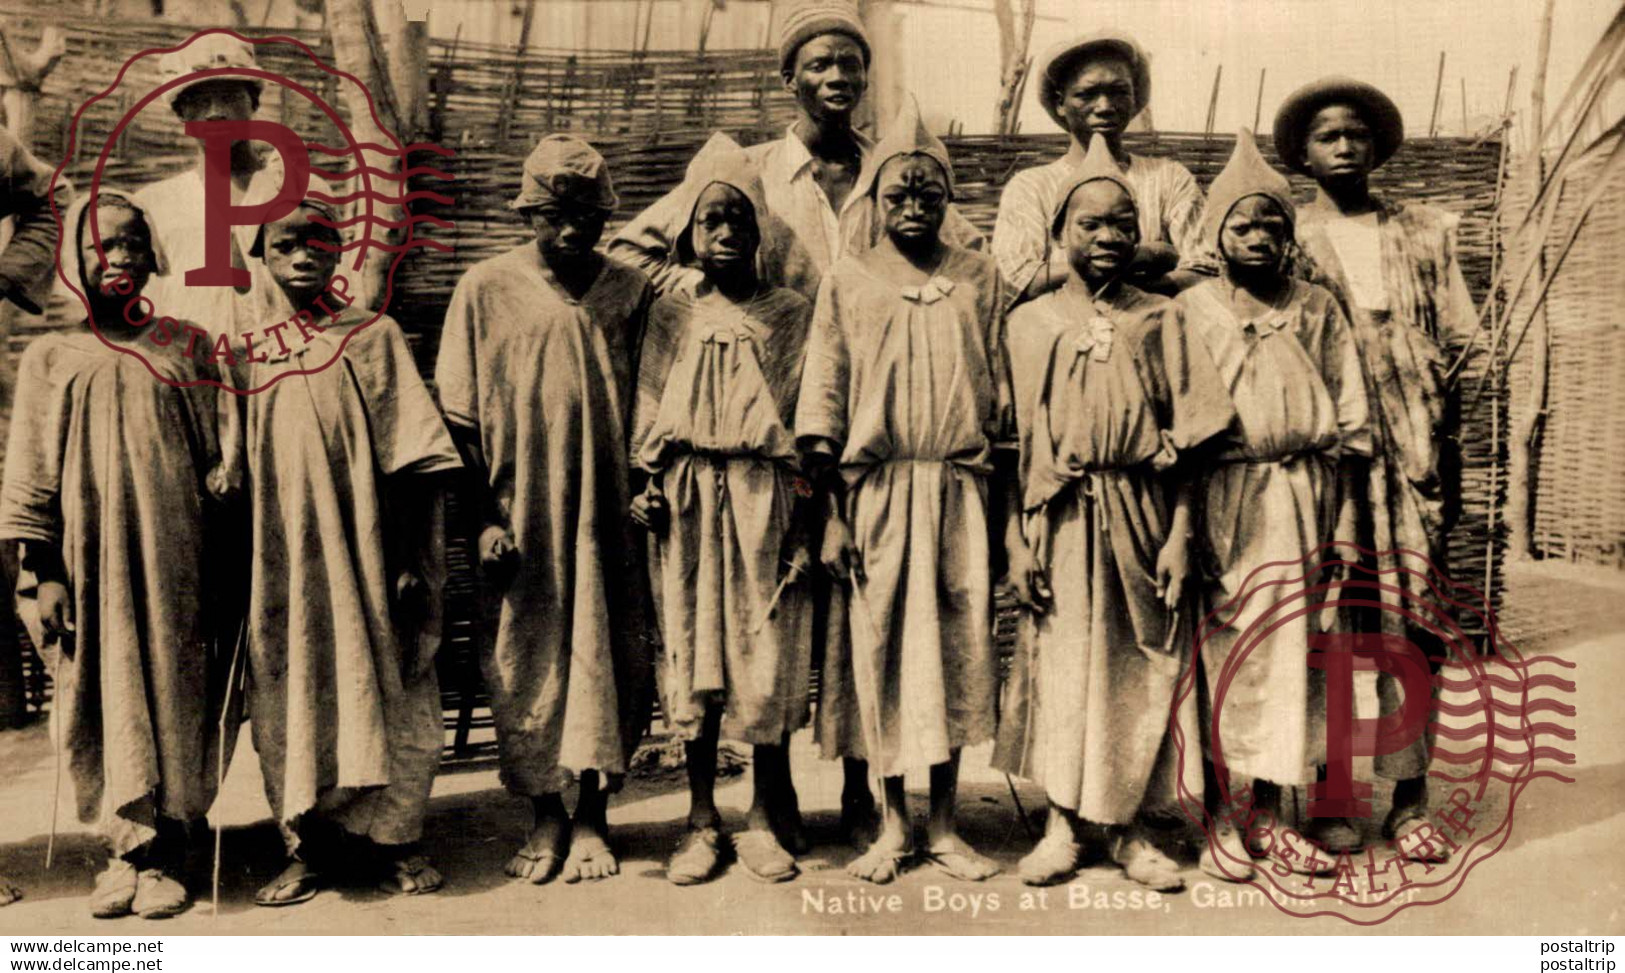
[61,188,169,303]
[673,131,770,264]
[858,95,955,200]
[1200,128,1296,250]
[1049,133,1138,240]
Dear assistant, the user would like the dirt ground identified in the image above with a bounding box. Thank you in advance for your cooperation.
[0,559,1619,936]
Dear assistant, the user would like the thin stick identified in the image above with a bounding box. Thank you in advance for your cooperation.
[44,631,72,870]
[750,563,800,636]
[212,619,248,918]
[1429,51,1446,136]
[847,575,890,825]
[1004,773,1035,841]
[1252,67,1266,133]
[1204,64,1223,136]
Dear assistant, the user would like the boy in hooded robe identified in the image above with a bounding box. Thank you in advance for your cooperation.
[1275,79,1476,861]
[240,197,462,907]
[435,135,656,886]
[796,100,1013,886]
[0,191,229,919]
[630,133,816,886]
[1176,131,1371,870]
[993,135,1234,891]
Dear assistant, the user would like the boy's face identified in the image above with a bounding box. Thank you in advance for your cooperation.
[1060,180,1139,285]
[783,33,866,125]
[81,202,155,300]
[1219,195,1291,272]
[263,207,341,306]
[174,79,256,123]
[1302,103,1376,185]
[690,182,760,281]
[876,155,948,249]
[526,200,607,266]
[1058,56,1136,142]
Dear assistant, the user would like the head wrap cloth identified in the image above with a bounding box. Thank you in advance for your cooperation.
[509,134,619,213]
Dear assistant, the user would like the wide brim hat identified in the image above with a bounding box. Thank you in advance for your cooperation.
[1272,76,1404,175]
[1035,30,1151,130]
[157,33,263,113]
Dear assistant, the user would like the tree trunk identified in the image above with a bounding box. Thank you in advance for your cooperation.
[992,0,1034,136]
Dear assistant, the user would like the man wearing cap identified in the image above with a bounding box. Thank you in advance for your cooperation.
[436,134,655,886]
[1274,78,1476,863]
[136,34,274,349]
[609,0,981,303]
[992,30,1207,307]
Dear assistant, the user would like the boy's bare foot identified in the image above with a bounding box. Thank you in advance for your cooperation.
[1200,822,1256,883]
[1115,834,1184,892]
[0,876,20,907]
[847,814,912,884]
[734,829,797,883]
[377,853,443,895]
[562,826,619,883]
[1018,829,1081,886]
[666,827,723,886]
[133,868,189,919]
[1391,816,1450,863]
[89,861,136,918]
[924,834,1001,882]
[1303,816,1363,854]
[505,813,569,885]
[255,859,323,907]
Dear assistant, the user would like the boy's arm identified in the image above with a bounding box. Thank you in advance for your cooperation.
[1155,472,1197,610]
[605,192,704,297]
[386,470,453,676]
[19,541,70,643]
[0,127,69,315]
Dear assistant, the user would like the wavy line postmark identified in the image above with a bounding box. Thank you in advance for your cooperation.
[1171,542,1576,925]
[52,27,455,393]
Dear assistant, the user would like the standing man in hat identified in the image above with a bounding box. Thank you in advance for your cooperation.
[1274,78,1477,862]
[992,30,1207,307]
[610,0,980,855]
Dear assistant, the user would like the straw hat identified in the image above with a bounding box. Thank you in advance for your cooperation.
[1034,30,1151,130]
[1272,76,1404,175]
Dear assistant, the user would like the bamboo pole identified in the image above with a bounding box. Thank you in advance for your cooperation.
[1252,67,1266,133]
[1428,51,1446,137]
[1204,64,1223,136]
[1506,0,1557,561]
[1461,76,1468,134]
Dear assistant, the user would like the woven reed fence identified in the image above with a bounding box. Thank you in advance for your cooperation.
[1500,145,1625,570]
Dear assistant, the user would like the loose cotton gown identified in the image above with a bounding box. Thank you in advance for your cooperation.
[1176,277,1371,788]
[436,247,656,794]
[0,332,226,855]
[796,246,1012,777]
[1296,199,1478,782]
[243,309,461,846]
[991,282,1232,824]
[634,286,815,744]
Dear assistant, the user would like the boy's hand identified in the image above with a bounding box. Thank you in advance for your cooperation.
[205,463,240,501]
[1005,540,1052,616]
[820,514,862,584]
[479,525,520,591]
[393,570,427,630]
[37,580,73,650]
[630,484,668,535]
[1155,531,1190,610]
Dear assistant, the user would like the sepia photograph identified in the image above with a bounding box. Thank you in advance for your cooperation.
[0,0,1616,950]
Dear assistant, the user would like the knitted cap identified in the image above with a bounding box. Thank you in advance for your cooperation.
[509,134,619,213]
[1201,128,1297,250]
[1049,133,1138,239]
[1272,76,1404,175]
[1034,30,1151,130]
[778,0,871,74]
[157,33,262,113]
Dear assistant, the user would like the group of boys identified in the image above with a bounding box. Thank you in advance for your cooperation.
[0,0,1477,919]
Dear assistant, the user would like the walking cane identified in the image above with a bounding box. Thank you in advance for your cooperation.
[44,628,73,871]
[212,618,248,918]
